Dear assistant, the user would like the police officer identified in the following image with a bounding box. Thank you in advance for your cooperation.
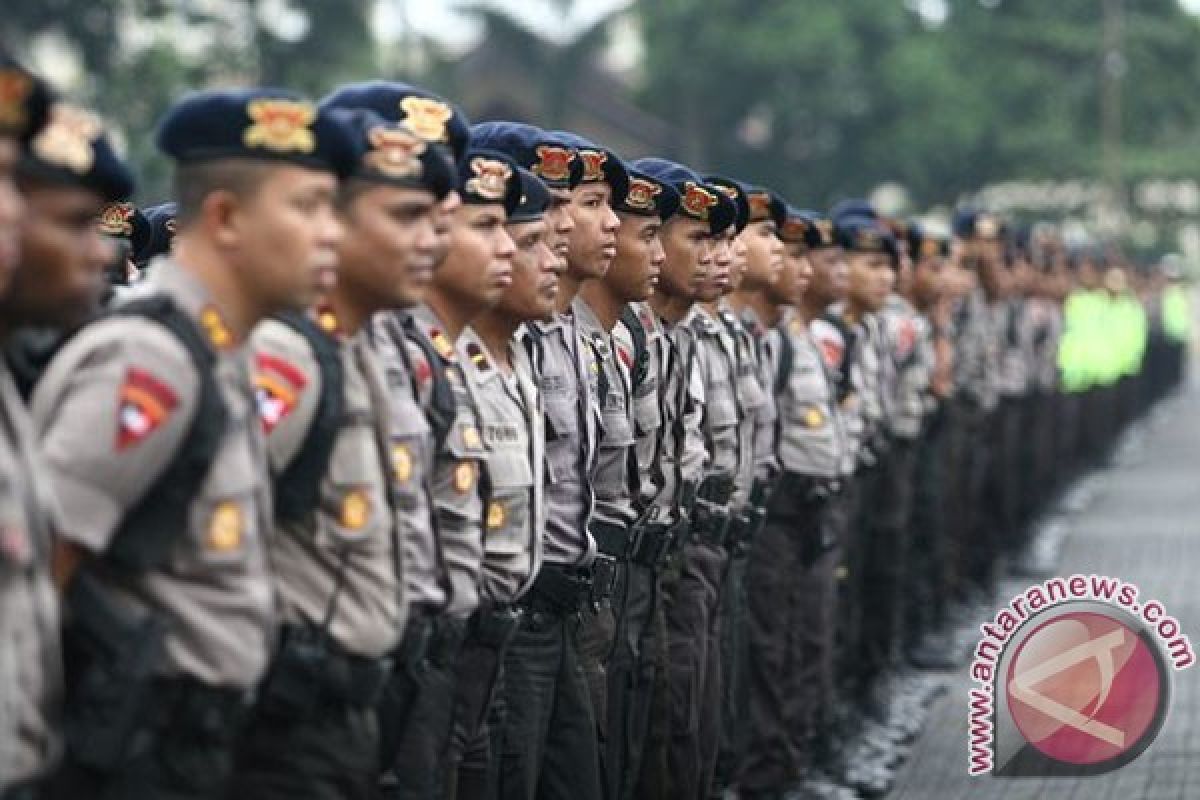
[229,107,449,798]
[449,167,555,800]
[321,82,516,800]
[0,53,60,800]
[36,87,351,799]
[950,209,1003,603]
[742,208,852,800]
[632,158,737,800]
[572,162,681,800]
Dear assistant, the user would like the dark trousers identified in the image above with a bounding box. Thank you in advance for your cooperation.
[377,613,468,800]
[953,405,993,598]
[48,677,250,800]
[604,559,660,800]
[713,546,748,795]
[985,397,1024,561]
[229,704,377,799]
[859,439,916,688]
[446,606,523,800]
[740,487,833,795]
[579,596,618,796]
[494,606,602,800]
[905,409,950,646]
[633,568,672,800]
[651,540,727,800]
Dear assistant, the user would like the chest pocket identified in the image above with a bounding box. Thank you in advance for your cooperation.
[736,363,767,416]
[704,355,739,431]
[598,385,635,449]
[188,417,264,567]
[433,418,485,530]
[541,379,581,482]
[317,412,391,551]
[632,374,662,437]
[481,446,533,557]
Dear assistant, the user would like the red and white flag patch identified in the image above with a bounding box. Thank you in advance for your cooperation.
[117,368,179,450]
[254,353,307,434]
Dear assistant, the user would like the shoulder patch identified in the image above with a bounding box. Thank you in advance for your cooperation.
[809,317,845,371]
[430,328,456,361]
[254,352,308,434]
[117,367,179,451]
[465,342,491,373]
[616,343,633,370]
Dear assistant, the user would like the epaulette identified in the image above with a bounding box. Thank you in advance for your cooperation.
[465,341,491,373]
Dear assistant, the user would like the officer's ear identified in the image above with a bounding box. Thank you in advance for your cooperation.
[173,160,272,247]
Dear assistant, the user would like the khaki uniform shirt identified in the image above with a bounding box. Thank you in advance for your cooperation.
[33,264,274,689]
[458,327,543,603]
[252,317,406,659]
[0,363,62,787]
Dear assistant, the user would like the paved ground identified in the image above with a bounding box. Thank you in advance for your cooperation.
[888,379,1200,799]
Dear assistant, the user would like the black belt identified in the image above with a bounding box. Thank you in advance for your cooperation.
[519,564,596,615]
[270,626,393,710]
[151,675,255,734]
[468,602,523,647]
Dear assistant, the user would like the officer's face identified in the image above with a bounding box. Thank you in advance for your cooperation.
[432,190,462,268]
[846,251,891,312]
[500,218,559,321]
[231,165,342,313]
[7,182,114,329]
[0,138,23,292]
[697,226,734,302]
[338,184,439,310]
[767,241,806,306]
[660,216,711,301]
[608,213,664,303]
[807,246,849,306]
[894,252,914,297]
[544,188,575,270]
[913,256,944,309]
[740,220,783,293]
[438,203,515,312]
[565,183,618,280]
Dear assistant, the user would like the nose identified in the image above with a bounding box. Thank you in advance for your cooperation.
[602,205,619,234]
[415,216,439,256]
[318,205,343,248]
[495,227,516,261]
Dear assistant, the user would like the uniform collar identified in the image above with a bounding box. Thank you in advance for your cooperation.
[459,325,502,385]
[140,259,237,351]
[411,304,458,362]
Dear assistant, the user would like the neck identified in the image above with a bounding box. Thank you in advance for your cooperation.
[174,235,262,345]
[649,290,693,325]
[577,280,624,331]
[799,293,830,324]
[471,310,517,369]
[741,289,780,327]
[325,284,371,337]
[424,288,474,341]
[556,271,586,313]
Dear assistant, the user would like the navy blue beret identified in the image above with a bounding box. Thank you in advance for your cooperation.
[328,107,454,199]
[469,121,583,190]
[319,81,470,164]
[836,215,897,263]
[746,186,788,230]
[632,158,736,235]
[830,197,878,224]
[136,202,178,266]
[509,167,551,224]
[704,176,750,233]
[790,210,837,250]
[549,131,629,206]
[21,103,134,201]
[157,88,356,179]
[0,52,53,144]
[616,169,680,220]
[457,148,522,216]
[952,207,1004,240]
[907,222,949,262]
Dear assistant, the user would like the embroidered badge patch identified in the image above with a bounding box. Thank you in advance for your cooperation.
[392,442,413,484]
[206,500,243,553]
[453,461,476,493]
[533,145,573,183]
[340,489,371,531]
[681,182,718,221]
[624,178,662,213]
[365,125,426,180]
[465,156,513,202]
[0,69,32,129]
[31,104,100,175]
[117,367,179,451]
[243,99,316,154]
[255,353,308,435]
[98,202,136,237]
[400,96,453,143]
[579,149,607,182]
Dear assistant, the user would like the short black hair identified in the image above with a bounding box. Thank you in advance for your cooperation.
[172,159,277,225]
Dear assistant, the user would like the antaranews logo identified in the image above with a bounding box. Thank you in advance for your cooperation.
[967,574,1193,777]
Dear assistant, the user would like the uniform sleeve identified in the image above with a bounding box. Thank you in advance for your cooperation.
[677,330,709,486]
[31,320,199,554]
[250,319,323,474]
